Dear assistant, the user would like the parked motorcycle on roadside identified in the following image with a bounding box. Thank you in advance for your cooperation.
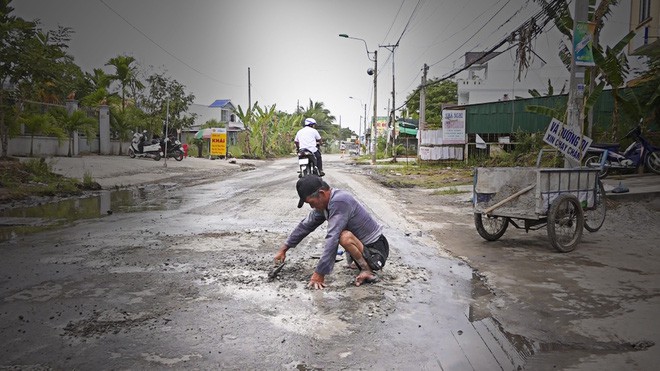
[128,131,161,161]
[584,124,660,178]
[160,136,184,161]
[297,149,321,178]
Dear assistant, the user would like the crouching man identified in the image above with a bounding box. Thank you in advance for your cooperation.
[274,175,389,289]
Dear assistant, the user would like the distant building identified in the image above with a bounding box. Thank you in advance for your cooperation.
[188,99,244,145]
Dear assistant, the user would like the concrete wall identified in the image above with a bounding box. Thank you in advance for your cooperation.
[7,135,130,157]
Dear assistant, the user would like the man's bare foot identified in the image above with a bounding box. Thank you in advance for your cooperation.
[345,262,358,269]
[355,271,378,286]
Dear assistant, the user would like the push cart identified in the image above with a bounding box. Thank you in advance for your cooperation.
[473,165,606,252]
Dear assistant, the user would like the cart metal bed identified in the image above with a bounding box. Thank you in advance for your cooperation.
[473,166,605,252]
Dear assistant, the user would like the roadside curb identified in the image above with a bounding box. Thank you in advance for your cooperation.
[605,191,660,202]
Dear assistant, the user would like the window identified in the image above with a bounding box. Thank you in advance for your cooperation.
[221,109,229,122]
[640,0,651,23]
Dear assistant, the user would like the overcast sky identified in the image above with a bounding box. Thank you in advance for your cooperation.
[12,0,635,135]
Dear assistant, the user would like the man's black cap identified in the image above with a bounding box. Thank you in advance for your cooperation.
[296,175,324,208]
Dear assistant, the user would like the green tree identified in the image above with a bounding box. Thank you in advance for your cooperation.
[110,104,145,155]
[297,100,340,143]
[80,68,117,108]
[106,55,144,112]
[18,112,65,157]
[50,107,97,157]
[405,79,457,128]
[202,119,225,128]
[235,102,304,159]
[141,71,195,136]
[0,0,36,157]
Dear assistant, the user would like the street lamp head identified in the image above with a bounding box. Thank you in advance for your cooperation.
[367,68,374,76]
[338,34,349,38]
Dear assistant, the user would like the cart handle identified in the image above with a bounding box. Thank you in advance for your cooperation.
[484,184,536,214]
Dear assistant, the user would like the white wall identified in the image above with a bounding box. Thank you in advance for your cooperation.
[7,135,130,157]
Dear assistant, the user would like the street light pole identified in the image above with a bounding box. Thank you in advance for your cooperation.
[381,43,398,155]
[339,33,377,165]
[349,96,364,154]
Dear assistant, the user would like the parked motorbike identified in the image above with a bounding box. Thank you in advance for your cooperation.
[297,149,321,178]
[161,136,184,161]
[128,131,161,161]
[584,125,660,178]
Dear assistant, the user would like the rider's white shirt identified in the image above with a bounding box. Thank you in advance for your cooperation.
[295,126,321,152]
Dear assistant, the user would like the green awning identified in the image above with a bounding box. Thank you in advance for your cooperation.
[398,127,418,136]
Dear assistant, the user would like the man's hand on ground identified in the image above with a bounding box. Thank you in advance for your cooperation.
[274,245,288,264]
[307,272,326,290]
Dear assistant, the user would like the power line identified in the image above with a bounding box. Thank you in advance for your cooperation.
[97,0,241,88]
[429,0,514,68]
[395,0,423,46]
[382,0,406,44]
[396,0,564,112]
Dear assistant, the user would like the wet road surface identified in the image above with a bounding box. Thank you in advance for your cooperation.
[1,155,531,370]
[2,154,658,370]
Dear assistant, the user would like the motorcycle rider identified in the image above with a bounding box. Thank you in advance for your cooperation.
[295,118,324,176]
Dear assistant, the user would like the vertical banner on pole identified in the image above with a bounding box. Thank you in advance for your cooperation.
[574,21,596,67]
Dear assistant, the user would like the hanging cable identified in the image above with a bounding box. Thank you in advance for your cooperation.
[97,0,241,88]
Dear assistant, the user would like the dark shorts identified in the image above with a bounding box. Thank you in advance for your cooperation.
[362,234,389,271]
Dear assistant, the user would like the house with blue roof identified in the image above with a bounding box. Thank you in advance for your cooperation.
[187,99,245,146]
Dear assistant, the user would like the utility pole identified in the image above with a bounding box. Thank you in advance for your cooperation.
[371,49,378,165]
[248,67,251,110]
[566,0,589,167]
[419,63,428,158]
[338,33,377,165]
[381,43,399,156]
[363,103,367,147]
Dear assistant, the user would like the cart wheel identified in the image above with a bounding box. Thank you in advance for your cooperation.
[474,213,509,241]
[584,180,606,232]
[547,194,584,252]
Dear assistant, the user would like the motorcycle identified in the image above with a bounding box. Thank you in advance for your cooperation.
[161,136,184,161]
[297,149,321,178]
[584,125,660,178]
[128,131,161,161]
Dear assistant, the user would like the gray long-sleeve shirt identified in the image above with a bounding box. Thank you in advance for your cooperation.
[284,189,383,275]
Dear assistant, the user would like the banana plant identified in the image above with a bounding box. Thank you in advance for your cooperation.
[533,0,635,139]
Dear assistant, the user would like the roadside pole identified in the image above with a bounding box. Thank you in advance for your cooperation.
[565,0,589,168]
[418,63,428,162]
[164,99,169,168]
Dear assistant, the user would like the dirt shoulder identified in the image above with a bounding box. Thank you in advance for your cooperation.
[40,154,259,188]
[385,175,660,369]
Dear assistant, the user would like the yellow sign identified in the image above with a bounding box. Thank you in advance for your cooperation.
[210,131,226,156]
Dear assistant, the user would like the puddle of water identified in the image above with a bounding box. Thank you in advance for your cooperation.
[0,187,182,242]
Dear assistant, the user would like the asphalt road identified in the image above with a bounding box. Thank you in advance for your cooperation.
[1,154,659,370]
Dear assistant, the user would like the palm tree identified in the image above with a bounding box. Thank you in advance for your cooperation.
[50,107,97,157]
[110,105,144,155]
[106,55,144,112]
[297,99,338,141]
[19,112,65,157]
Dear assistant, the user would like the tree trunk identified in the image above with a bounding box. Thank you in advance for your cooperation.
[0,92,7,158]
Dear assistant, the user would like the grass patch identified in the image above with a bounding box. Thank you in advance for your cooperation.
[373,163,474,189]
[0,157,85,202]
[432,187,471,196]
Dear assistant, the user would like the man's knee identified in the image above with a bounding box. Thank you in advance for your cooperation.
[339,230,357,247]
